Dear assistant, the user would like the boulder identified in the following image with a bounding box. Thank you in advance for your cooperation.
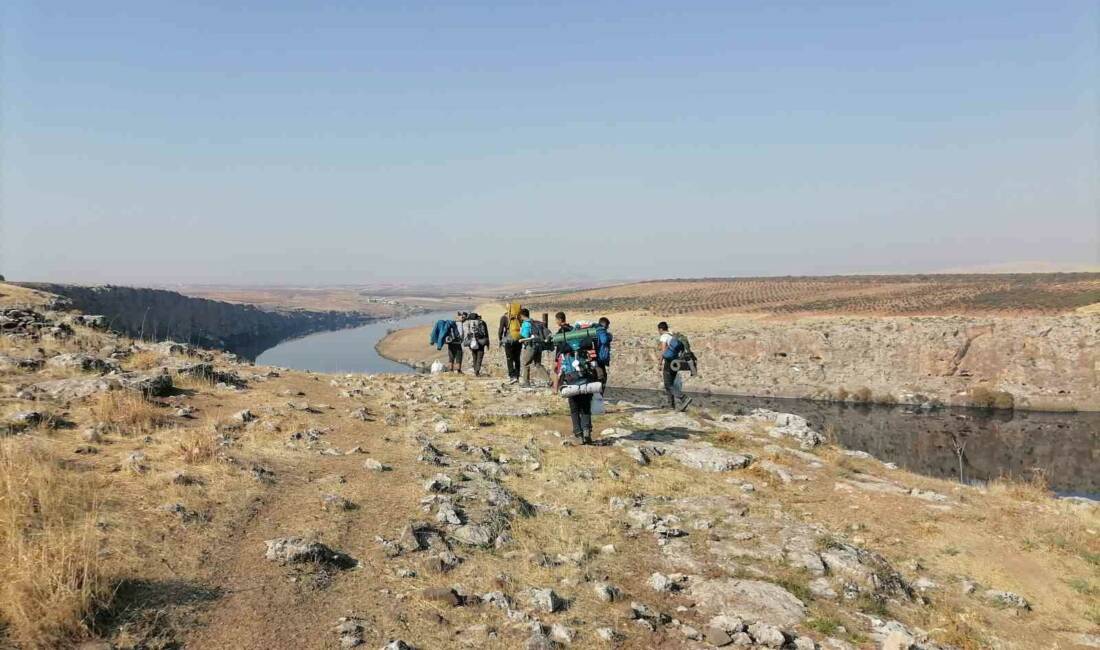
[688,579,806,628]
[263,537,356,568]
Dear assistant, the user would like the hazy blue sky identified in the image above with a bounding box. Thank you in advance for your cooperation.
[2,1,1097,285]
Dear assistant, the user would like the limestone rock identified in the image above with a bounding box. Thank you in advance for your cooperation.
[688,579,806,628]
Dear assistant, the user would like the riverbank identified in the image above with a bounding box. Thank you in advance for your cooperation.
[376,303,1100,412]
[2,282,1099,648]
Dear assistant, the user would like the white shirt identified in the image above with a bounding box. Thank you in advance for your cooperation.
[659,332,674,346]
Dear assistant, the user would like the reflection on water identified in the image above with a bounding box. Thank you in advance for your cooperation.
[606,388,1099,499]
[255,311,455,374]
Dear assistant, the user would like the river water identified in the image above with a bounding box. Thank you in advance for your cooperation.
[254,313,1098,499]
[255,310,455,374]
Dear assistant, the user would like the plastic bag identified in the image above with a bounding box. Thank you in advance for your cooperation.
[592,393,606,415]
[430,361,446,375]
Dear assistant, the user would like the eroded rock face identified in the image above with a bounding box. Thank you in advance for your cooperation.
[587,315,1100,411]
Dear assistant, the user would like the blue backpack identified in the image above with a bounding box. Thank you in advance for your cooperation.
[662,335,684,360]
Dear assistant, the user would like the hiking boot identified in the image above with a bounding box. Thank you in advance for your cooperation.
[580,431,593,445]
[509,377,519,385]
[677,396,694,412]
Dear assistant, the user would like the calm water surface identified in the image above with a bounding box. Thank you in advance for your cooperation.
[256,310,454,374]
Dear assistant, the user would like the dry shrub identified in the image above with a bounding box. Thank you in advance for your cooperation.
[967,387,1015,410]
[851,387,873,403]
[991,469,1051,502]
[88,391,166,435]
[124,350,162,371]
[0,441,108,647]
[177,430,218,464]
[835,387,849,401]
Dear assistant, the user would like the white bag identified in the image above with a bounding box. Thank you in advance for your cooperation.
[430,361,446,375]
[470,339,479,350]
[592,393,606,415]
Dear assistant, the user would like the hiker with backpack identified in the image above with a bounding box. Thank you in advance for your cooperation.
[447,311,467,373]
[594,317,613,390]
[518,308,552,386]
[551,328,602,445]
[462,312,491,376]
[498,303,523,384]
[658,321,693,411]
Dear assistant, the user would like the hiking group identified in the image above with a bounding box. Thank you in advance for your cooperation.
[430,305,697,445]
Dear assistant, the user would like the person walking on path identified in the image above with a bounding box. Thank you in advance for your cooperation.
[447,311,467,373]
[462,312,490,376]
[498,309,522,384]
[519,308,552,386]
[658,321,692,410]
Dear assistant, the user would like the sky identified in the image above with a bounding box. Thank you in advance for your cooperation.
[1,1,1097,285]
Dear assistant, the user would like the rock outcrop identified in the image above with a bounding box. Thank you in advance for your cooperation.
[599,315,1100,411]
[19,283,373,359]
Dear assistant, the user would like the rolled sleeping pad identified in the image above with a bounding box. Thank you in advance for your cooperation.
[559,382,603,398]
[549,326,600,349]
[670,358,697,374]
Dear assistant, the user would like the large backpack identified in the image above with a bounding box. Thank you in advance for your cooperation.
[506,303,523,342]
[527,319,549,344]
[662,332,691,360]
[473,319,489,345]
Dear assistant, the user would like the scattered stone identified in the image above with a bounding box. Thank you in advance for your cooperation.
[747,622,787,648]
[434,420,450,434]
[424,474,453,493]
[647,572,680,593]
[322,494,355,511]
[381,641,413,650]
[333,617,365,648]
[450,524,493,547]
[364,458,392,472]
[232,409,255,423]
[594,582,622,602]
[982,589,1030,610]
[263,537,356,568]
[526,588,564,613]
[595,628,622,642]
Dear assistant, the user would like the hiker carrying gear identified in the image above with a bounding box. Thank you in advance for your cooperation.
[462,312,490,376]
[658,321,693,411]
[518,308,552,386]
[554,345,601,444]
[593,317,613,391]
[498,303,523,383]
[430,319,458,351]
[446,312,467,373]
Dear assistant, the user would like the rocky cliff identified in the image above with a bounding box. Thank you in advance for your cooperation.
[20,283,372,359]
[606,315,1100,412]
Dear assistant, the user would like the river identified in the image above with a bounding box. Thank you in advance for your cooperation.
[255,310,455,374]
[253,313,1098,499]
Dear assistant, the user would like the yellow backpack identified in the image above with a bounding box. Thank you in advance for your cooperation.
[507,302,523,341]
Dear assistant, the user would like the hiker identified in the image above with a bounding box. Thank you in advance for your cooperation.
[552,333,601,444]
[519,308,552,386]
[498,305,523,384]
[594,317,613,389]
[447,311,466,373]
[462,312,490,376]
[658,321,693,410]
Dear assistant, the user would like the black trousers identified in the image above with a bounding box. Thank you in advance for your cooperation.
[568,393,593,434]
[503,341,522,379]
[447,343,463,367]
[662,358,682,407]
[469,347,485,375]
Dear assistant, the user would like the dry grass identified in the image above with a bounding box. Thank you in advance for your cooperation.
[124,350,163,371]
[87,391,167,435]
[176,430,219,464]
[0,441,107,647]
